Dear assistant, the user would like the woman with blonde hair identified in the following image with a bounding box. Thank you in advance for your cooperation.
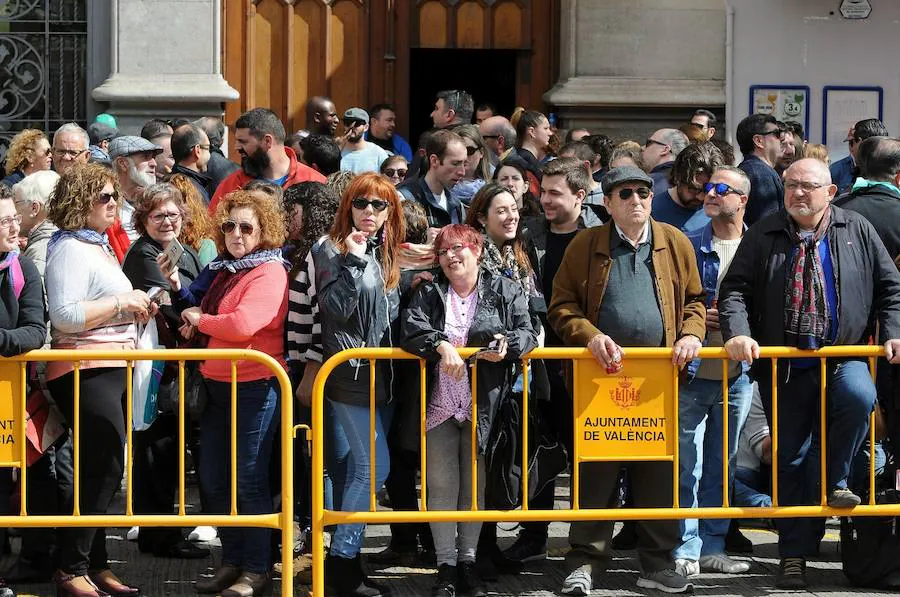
[313,172,405,596]
[2,129,52,188]
[450,124,492,205]
[168,173,217,265]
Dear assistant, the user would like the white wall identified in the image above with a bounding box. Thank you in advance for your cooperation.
[727,0,900,162]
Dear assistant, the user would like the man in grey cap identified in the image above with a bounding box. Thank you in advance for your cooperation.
[548,165,705,596]
[86,122,119,165]
[109,135,162,241]
[339,107,389,174]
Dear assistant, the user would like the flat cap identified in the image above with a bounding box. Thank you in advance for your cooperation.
[601,165,654,196]
[108,135,163,160]
[343,107,369,124]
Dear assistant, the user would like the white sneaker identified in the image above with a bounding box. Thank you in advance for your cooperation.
[699,553,750,573]
[126,526,139,541]
[188,526,218,542]
[674,558,700,579]
[561,565,594,596]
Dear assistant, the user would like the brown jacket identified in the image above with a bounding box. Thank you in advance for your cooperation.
[548,219,706,348]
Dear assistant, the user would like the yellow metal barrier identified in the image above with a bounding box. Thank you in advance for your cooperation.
[311,345,888,596]
[0,349,294,596]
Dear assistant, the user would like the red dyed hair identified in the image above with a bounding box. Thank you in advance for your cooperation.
[329,172,405,289]
[433,224,483,260]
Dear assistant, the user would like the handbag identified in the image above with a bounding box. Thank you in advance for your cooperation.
[132,318,165,430]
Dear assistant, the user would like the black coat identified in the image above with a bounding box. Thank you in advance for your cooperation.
[720,206,900,354]
[0,255,46,356]
[833,184,900,261]
[205,149,240,192]
[401,268,538,453]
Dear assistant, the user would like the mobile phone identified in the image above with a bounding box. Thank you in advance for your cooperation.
[161,239,185,272]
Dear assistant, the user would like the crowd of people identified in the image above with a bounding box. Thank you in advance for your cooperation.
[1,89,900,597]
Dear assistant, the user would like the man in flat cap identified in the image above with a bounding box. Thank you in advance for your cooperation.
[549,165,706,595]
[109,135,162,241]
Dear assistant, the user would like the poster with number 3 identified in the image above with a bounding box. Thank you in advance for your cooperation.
[749,85,810,133]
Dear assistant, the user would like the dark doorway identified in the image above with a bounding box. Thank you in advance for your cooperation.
[407,49,518,150]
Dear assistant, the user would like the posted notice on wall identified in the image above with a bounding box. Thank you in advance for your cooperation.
[573,358,675,460]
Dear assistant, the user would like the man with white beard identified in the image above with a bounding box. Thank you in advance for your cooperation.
[109,136,162,241]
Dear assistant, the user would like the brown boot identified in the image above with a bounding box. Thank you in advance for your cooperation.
[195,565,242,594]
[221,571,272,597]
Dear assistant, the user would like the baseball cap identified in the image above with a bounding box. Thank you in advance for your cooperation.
[343,107,369,125]
[601,166,654,196]
[87,122,119,145]
[95,113,118,129]
[108,135,163,160]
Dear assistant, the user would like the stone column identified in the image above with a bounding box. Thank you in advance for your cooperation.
[91,0,238,134]
[544,0,727,139]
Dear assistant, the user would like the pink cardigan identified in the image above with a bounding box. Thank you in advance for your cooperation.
[198,261,289,382]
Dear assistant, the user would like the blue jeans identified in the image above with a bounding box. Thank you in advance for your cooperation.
[759,359,876,558]
[675,374,753,561]
[328,399,392,558]
[200,378,280,573]
[733,466,772,508]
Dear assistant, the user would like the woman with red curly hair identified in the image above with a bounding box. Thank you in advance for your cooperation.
[313,172,405,596]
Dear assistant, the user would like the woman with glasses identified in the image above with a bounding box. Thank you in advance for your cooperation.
[169,190,288,597]
[313,172,405,596]
[1,129,53,188]
[450,125,491,206]
[402,224,537,597]
[380,155,409,187]
[121,183,208,562]
[44,163,155,597]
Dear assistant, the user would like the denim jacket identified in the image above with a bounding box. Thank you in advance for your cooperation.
[685,222,749,380]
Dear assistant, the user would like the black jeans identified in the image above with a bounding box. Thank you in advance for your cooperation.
[48,367,127,576]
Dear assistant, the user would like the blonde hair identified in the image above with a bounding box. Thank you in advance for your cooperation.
[802,143,830,166]
[4,129,47,175]
[168,173,214,251]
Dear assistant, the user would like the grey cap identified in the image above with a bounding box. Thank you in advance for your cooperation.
[87,122,119,145]
[601,165,654,196]
[343,107,369,124]
[108,135,163,160]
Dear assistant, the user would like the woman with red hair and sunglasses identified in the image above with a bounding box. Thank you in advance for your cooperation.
[312,172,405,596]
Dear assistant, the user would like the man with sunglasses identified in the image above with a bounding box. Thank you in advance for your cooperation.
[641,128,690,196]
[651,142,723,234]
[736,114,785,225]
[830,118,889,195]
[674,166,754,580]
[550,165,705,596]
[339,107,390,175]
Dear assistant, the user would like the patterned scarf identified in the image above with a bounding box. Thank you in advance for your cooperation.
[0,251,22,298]
[207,247,287,273]
[46,228,111,259]
[480,235,538,298]
[783,207,832,349]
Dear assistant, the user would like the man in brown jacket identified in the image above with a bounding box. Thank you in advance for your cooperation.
[549,165,706,596]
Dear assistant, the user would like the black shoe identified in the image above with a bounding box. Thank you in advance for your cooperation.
[419,548,437,568]
[456,561,486,597]
[502,534,548,563]
[776,557,807,589]
[431,564,456,597]
[611,521,638,550]
[366,546,419,568]
[725,521,754,554]
[153,539,210,560]
[476,543,522,581]
[3,556,53,583]
[330,554,390,597]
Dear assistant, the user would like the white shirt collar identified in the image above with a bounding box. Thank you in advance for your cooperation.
[613,221,650,247]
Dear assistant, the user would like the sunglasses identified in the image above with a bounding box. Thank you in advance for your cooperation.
[221,220,255,235]
[383,168,407,178]
[704,182,741,197]
[757,129,783,139]
[644,138,667,149]
[95,191,118,205]
[615,187,652,201]
[351,198,390,212]
[465,145,481,156]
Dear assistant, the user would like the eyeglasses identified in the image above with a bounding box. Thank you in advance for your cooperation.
[149,212,183,225]
[221,220,255,235]
[196,144,211,151]
[437,243,471,257]
[0,215,22,230]
[465,145,481,156]
[481,135,499,140]
[784,180,828,193]
[383,168,407,178]
[615,187,652,201]
[351,198,390,212]
[644,138,667,149]
[704,182,741,197]
[689,122,708,130]
[95,191,118,205]
[53,148,87,159]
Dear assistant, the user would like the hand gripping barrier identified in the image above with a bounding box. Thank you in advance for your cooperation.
[310,345,890,596]
[0,349,294,596]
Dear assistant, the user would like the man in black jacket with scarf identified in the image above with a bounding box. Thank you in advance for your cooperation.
[719,158,900,590]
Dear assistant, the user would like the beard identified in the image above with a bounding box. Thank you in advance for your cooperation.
[127,159,155,188]
[241,146,271,178]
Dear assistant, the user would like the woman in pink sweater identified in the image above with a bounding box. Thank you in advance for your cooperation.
[173,190,288,597]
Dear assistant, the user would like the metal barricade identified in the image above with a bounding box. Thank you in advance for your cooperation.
[0,349,294,597]
[310,345,891,596]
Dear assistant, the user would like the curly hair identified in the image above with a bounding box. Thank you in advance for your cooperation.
[326,170,356,199]
[212,190,286,256]
[4,129,47,175]
[329,172,405,289]
[668,141,724,187]
[243,179,285,205]
[168,174,213,250]
[464,182,532,274]
[133,183,185,237]
[48,162,119,231]
[285,182,339,278]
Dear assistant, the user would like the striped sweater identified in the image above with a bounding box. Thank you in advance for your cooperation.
[286,247,323,364]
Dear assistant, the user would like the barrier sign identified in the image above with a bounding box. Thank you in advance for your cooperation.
[573,358,674,460]
[0,363,22,464]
